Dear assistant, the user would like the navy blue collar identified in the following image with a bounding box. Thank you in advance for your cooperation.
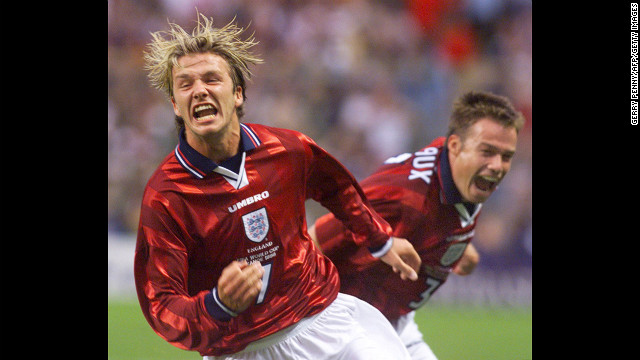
[438,143,478,213]
[174,123,261,179]
[438,144,460,204]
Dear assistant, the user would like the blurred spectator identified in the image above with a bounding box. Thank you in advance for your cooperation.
[108,0,531,270]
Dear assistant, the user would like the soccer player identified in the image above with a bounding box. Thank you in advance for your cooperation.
[133,12,421,360]
[309,91,525,360]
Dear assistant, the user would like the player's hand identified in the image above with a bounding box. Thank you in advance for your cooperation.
[217,260,265,313]
[380,237,421,281]
[452,243,480,276]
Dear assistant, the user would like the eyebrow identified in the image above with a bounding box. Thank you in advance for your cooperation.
[175,70,221,79]
[480,143,516,156]
[174,73,193,81]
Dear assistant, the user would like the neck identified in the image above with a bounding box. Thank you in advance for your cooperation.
[186,120,241,164]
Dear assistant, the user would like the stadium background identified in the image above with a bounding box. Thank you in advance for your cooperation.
[108,0,532,359]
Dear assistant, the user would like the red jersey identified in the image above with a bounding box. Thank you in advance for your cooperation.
[134,123,393,356]
[314,137,481,323]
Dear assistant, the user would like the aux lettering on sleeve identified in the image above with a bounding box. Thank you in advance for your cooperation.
[385,147,438,185]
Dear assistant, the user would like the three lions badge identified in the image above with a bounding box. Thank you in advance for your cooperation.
[242,208,269,243]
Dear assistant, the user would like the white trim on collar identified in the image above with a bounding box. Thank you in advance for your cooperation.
[213,151,249,189]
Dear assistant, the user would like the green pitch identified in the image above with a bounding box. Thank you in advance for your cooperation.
[415,304,532,360]
[108,299,531,360]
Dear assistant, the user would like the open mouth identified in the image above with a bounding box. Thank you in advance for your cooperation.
[193,104,218,121]
[473,175,499,192]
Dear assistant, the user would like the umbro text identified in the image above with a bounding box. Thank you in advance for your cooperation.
[228,191,270,213]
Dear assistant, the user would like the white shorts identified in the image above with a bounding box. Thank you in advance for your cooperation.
[204,293,411,360]
[394,311,438,360]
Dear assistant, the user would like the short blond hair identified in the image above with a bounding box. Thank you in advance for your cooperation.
[143,11,263,123]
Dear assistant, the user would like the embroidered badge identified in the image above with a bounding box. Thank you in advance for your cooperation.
[242,207,269,243]
[440,243,467,266]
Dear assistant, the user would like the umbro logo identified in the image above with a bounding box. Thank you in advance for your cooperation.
[228,191,270,213]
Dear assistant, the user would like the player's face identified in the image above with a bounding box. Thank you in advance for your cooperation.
[448,118,518,203]
[171,52,243,144]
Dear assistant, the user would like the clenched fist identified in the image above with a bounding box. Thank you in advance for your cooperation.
[217,260,265,313]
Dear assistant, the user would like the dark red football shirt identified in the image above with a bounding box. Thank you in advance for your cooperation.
[314,137,481,323]
[134,123,393,356]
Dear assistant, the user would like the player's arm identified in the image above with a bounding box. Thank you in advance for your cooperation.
[301,135,420,281]
[452,243,480,276]
[311,222,419,281]
[135,192,244,352]
[136,240,226,352]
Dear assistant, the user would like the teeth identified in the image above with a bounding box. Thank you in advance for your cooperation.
[195,104,213,112]
[194,104,216,119]
[479,175,499,183]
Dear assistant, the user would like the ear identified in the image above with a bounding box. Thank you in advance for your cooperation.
[447,134,462,156]
[235,85,244,108]
[171,96,182,117]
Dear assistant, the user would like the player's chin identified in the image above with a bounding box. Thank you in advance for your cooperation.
[467,184,494,203]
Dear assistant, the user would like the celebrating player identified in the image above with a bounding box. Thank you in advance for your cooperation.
[309,91,525,360]
[133,11,422,360]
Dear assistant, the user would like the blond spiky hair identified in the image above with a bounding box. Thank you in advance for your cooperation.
[143,11,263,117]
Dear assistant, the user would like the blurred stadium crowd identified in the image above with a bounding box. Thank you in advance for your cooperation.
[108,0,531,272]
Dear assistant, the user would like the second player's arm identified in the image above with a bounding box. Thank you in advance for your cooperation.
[302,136,420,281]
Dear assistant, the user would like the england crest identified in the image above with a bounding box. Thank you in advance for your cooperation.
[242,208,269,243]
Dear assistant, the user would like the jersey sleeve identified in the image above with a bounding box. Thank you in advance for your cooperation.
[134,186,229,354]
[298,133,392,250]
[313,169,410,262]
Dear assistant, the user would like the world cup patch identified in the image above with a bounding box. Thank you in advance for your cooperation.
[242,207,269,243]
